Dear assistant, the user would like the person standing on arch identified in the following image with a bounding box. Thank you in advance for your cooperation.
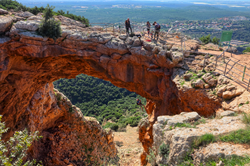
[146,21,151,36]
[153,21,161,41]
[125,18,132,35]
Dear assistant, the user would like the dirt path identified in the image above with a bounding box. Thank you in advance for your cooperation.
[114,126,143,166]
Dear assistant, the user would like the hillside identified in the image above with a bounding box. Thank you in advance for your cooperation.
[53,75,147,130]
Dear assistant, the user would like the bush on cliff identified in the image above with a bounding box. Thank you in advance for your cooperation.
[38,5,62,39]
[0,0,89,26]
[0,115,42,166]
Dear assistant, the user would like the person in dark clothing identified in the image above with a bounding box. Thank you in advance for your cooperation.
[153,21,161,40]
[146,21,151,36]
[125,18,132,35]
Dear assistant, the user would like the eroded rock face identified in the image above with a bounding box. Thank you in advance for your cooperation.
[25,83,117,166]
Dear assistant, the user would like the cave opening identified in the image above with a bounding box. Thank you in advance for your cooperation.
[53,74,147,131]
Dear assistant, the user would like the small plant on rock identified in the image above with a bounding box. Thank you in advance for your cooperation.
[38,5,62,39]
[147,148,156,166]
[242,113,250,125]
[159,142,170,158]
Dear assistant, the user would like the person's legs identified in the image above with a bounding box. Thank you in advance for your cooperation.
[147,29,150,35]
[156,31,159,40]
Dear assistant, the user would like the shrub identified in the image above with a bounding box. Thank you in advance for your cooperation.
[212,37,220,45]
[126,116,142,127]
[159,142,169,158]
[38,5,62,39]
[147,148,156,166]
[0,115,42,166]
[200,34,211,44]
[243,47,250,54]
[104,122,119,131]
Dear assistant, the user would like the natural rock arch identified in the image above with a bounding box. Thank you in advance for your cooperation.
[0,30,221,165]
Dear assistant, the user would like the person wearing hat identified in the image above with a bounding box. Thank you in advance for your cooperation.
[125,18,132,35]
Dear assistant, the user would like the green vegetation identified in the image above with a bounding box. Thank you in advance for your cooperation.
[193,133,216,148]
[0,115,42,166]
[220,155,250,166]
[53,74,146,130]
[199,34,220,45]
[242,113,250,125]
[147,148,156,166]
[243,47,250,53]
[38,5,61,39]
[170,118,206,129]
[159,143,170,158]
[103,122,119,131]
[0,0,89,26]
[219,128,250,144]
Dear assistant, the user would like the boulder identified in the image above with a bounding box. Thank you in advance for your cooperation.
[171,51,183,65]
[157,112,201,126]
[202,73,217,87]
[16,11,34,18]
[222,91,235,100]
[15,20,40,31]
[192,79,205,89]
[133,39,142,47]
[0,16,13,34]
[218,111,235,117]
[27,15,43,20]
[218,75,230,85]
[0,36,11,44]
[183,73,192,81]
[217,86,227,97]
[0,8,8,15]
[119,34,127,40]
[56,15,86,28]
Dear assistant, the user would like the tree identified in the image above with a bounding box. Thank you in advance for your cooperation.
[199,34,211,44]
[38,4,62,39]
[0,115,42,166]
[57,10,65,15]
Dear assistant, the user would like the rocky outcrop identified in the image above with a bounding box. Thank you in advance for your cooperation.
[16,11,34,18]
[26,83,117,165]
[15,20,40,31]
[0,16,12,34]
[153,112,247,165]
[0,8,8,15]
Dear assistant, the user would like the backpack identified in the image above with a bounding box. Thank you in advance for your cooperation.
[156,24,161,30]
